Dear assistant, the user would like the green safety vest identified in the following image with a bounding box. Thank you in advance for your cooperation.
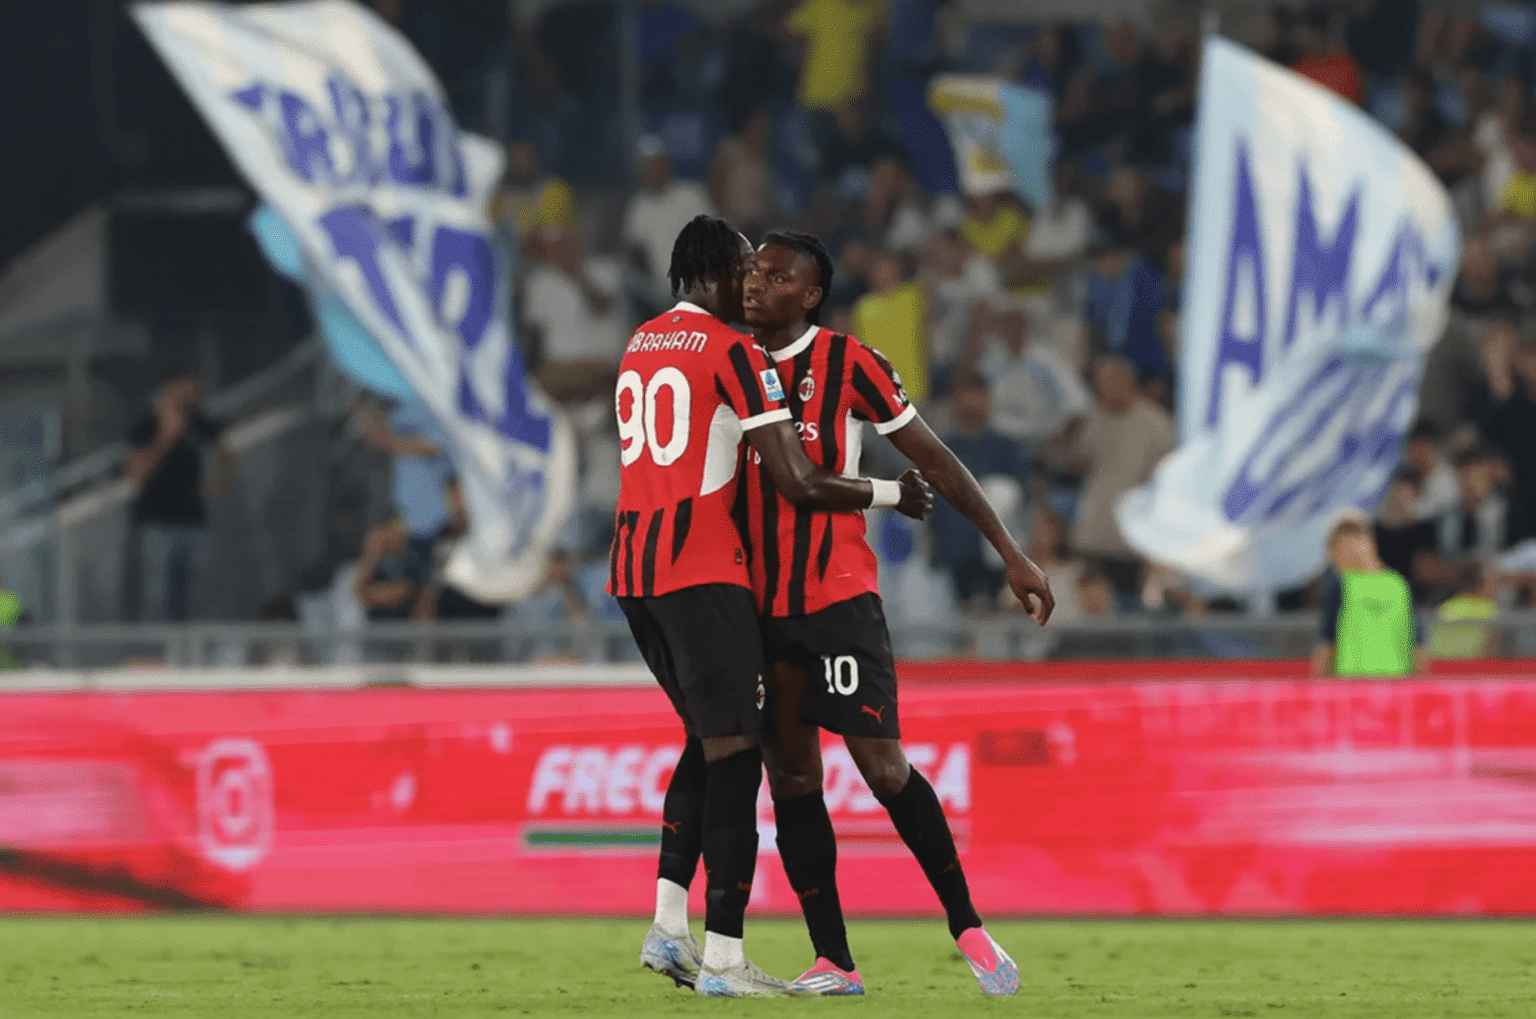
[0,590,20,628]
[1334,569,1415,677]
[1428,595,1497,659]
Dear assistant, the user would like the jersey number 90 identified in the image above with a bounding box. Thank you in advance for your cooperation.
[617,367,691,467]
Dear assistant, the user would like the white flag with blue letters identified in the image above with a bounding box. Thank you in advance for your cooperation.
[1116,38,1459,591]
[133,0,575,602]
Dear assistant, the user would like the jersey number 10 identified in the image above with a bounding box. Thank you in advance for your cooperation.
[823,655,860,696]
[617,367,691,467]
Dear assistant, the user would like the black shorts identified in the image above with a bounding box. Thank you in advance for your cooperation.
[619,584,766,740]
[760,593,900,739]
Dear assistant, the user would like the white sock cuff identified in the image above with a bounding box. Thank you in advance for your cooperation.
[654,878,689,936]
[703,932,745,971]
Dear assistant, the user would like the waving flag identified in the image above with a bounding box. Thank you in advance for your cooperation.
[134,0,575,601]
[928,75,1055,208]
[1116,38,1459,591]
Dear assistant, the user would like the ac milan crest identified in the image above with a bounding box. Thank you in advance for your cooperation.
[798,372,816,402]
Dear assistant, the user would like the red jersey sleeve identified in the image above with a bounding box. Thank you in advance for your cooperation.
[716,336,793,430]
[847,338,917,435]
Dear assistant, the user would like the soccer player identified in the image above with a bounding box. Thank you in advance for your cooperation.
[741,231,1055,997]
[616,216,931,998]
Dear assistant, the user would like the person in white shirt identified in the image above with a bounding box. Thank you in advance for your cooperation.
[521,225,629,402]
[1403,418,1461,521]
[622,135,715,310]
[962,296,1089,447]
[920,229,1002,389]
[1021,170,1093,265]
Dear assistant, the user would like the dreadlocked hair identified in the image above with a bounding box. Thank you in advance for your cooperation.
[761,230,833,325]
[668,215,745,298]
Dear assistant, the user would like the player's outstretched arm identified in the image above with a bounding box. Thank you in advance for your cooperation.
[748,419,933,518]
[888,414,1055,624]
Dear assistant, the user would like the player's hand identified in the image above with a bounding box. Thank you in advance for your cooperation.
[1006,554,1055,626]
[895,468,933,520]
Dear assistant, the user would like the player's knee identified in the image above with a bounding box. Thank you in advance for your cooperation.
[767,764,823,801]
[850,740,910,798]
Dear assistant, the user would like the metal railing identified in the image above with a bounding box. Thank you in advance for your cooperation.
[3,611,1535,674]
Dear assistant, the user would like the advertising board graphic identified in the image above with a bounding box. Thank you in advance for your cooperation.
[4,665,1536,915]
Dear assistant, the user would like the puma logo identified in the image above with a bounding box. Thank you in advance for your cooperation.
[661,820,682,834]
[798,887,821,901]
[737,882,753,893]
[861,704,885,724]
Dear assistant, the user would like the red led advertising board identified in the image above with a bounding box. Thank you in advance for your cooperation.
[3,663,1534,916]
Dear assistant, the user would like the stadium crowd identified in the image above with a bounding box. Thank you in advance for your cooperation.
[112,0,1536,655]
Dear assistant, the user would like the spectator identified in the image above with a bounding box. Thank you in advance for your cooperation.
[1480,319,1536,542]
[1313,513,1422,677]
[1428,558,1500,659]
[1021,22,1082,100]
[358,397,454,566]
[354,518,430,622]
[1011,161,1093,286]
[1420,242,1514,432]
[125,375,236,622]
[511,549,589,662]
[961,297,1089,447]
[420,477,501,623]
[863,156,954,253]
[1402,418,1460,519]
[1084,221,1171,387]
[783,0,886,114]
[821,104,903,204]
[1473,76,1530,218]
[1102,167,1180,264]
[959,191,1029,263]
[1068,355,1175,599]
[926,375,1030,611]
[493,139,577,247]
[1421,443,1511,597]
[1058,21,1156,156]
[1291,6,1364,105]
[1075,564,1115,618]
[1373,468,1437,602]
[921,228,1002,391]
[522,224,628,403]
[1397,68,1452,160]
[851,249,928,403]
[622,136,714,308]
[709,107,775,238]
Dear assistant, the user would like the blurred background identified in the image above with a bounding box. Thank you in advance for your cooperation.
[3,0,1536,669]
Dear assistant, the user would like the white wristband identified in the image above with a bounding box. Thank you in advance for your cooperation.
[868,478,902,509]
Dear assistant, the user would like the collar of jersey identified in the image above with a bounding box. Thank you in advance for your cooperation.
[769,324,820,362]
[670,301,709,316]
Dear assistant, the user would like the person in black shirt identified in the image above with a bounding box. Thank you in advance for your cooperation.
[1373,469,1437,603]
[1481,322,1536,545]
[124,375,235,621]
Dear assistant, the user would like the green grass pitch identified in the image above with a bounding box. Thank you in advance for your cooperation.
[1,917,1531,1017]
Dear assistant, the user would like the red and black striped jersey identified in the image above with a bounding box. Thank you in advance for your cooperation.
[608,302,792,599]
[740,326,916,617]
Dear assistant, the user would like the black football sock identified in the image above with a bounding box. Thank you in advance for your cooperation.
[701,747,763,940]
[657,736,707,890]
[876,769,982,940]
[774,791,855,971]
